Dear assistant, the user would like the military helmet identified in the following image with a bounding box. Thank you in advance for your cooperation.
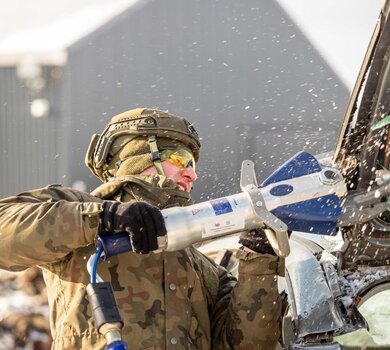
[85,108,201,181]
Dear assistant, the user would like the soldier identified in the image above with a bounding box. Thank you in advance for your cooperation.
[0,108,284,349]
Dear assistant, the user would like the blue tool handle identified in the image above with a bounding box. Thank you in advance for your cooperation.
[97,232,132,259]
[106,340,128,350]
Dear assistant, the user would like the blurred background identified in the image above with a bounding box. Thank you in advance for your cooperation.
[0,0,387,349]
[0,0,383,201]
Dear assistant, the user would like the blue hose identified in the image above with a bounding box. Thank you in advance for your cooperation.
[106,340,128,350]
[88,241,129,350]
[91,244,104,283]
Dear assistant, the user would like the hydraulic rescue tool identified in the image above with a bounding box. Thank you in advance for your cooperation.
[86,149,390,349]
[86,1,390,348]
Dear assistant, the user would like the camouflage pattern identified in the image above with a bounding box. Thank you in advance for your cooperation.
[0,176,283,349]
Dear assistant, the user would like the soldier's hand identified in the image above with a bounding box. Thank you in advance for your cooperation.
[100,201,167,254]
[239,228,276,255]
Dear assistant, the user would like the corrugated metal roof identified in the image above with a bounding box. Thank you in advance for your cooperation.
[0,0,141,66]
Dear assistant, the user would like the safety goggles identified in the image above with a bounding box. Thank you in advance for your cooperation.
[160,147,196,171]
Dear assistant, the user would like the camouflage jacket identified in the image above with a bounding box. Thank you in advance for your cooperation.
[0,175,282,349]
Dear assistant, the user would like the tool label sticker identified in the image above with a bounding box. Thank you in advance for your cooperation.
[202,216,245,239]
[210,198,233,215]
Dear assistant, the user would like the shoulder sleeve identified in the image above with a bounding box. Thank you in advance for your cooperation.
[0,185,103,271]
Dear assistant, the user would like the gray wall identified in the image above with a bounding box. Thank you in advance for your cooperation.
[66,0,349,201]
[1,0,350,201]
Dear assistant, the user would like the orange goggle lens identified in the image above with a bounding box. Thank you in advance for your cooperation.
[161,148,195,171]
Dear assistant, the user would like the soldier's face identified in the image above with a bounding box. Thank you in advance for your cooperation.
[141,161,197,192]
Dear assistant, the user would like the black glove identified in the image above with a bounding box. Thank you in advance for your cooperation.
[239,228,276,255]
[100,201,167,254]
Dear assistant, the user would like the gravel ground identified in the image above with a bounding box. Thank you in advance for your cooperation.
[0,268,51,350]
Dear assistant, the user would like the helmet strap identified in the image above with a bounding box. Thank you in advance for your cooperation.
[148,135,165,175]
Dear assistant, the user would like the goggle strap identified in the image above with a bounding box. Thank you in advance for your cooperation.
[147,135,165,175]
